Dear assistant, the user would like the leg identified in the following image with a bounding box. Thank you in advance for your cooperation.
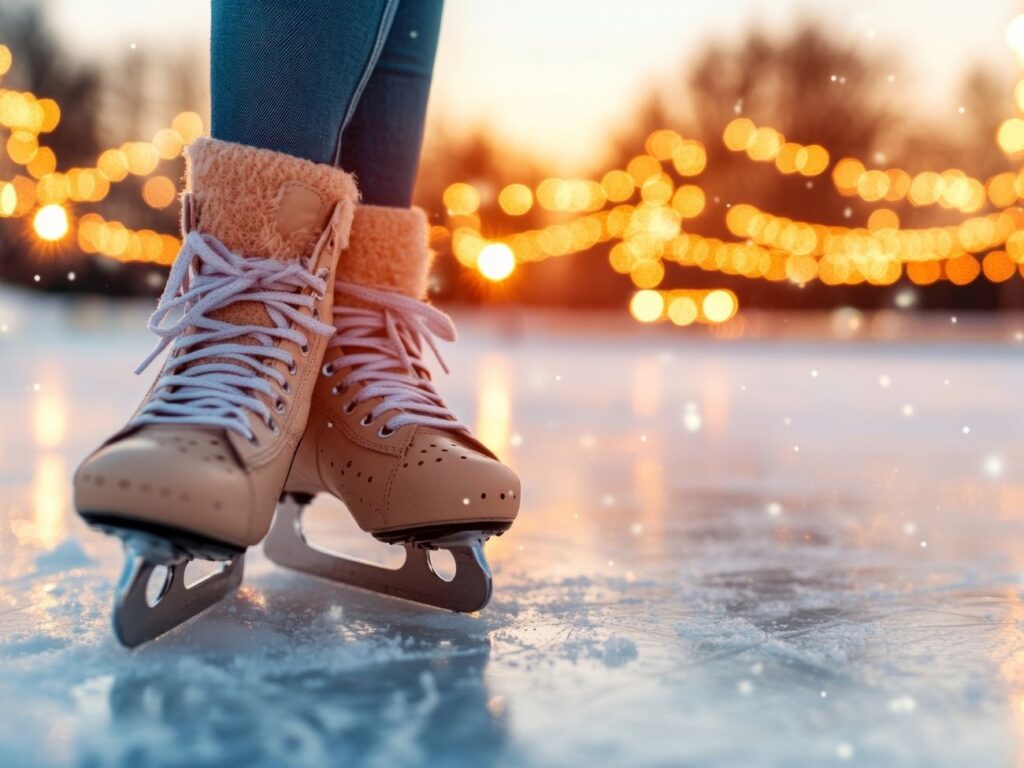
[336,0,445,206]
[211,0,403,165]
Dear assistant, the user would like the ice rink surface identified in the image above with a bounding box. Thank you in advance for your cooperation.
[2,287,1024,767]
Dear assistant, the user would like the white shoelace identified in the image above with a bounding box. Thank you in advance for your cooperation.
[130,231,335,440]
[323,281,467,435]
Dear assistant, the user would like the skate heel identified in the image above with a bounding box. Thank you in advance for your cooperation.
[264,494,493,612]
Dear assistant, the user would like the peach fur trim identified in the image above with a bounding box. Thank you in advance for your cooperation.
[342,205,433,299]
[185,137,360,261]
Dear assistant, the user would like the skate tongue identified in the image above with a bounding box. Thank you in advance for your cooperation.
[185,137,358,264]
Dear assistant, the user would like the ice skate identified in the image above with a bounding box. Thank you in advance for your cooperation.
[264,205,520,612]
[74,138,358,646]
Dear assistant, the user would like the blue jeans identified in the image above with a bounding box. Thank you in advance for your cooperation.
[210,0,443,208]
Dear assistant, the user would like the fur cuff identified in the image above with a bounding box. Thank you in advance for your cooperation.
[342,205,432,298]
[185,137,359,261]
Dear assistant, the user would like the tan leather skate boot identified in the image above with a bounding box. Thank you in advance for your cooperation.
[73,138,358,646]
[265,205,520,612]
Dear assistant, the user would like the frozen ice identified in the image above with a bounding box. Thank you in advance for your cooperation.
[3,287,1024,766]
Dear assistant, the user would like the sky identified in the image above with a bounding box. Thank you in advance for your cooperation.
[46,0,1023,172]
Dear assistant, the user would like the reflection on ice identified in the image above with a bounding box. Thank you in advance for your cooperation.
[3,292,1024,766]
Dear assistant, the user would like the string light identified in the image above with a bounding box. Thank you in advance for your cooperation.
[6,31,1024,324]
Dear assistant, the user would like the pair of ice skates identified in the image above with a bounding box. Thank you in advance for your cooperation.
[73,139,520,647]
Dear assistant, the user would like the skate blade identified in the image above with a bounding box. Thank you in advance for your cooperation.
[264,495,493,613]
[112,548,244,648]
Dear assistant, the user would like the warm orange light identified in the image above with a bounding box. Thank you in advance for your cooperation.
[444,182,481,216]
[629,290,664,322]
[477,242,515,281]
[702,289,737,323]
[498,183,533,216]
[33,204,69,241]
[142,176,177,209]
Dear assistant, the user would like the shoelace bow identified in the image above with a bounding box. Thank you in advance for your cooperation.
[129,230,334,440]
[323,281,467,435]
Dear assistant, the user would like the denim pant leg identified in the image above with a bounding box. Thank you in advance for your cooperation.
[336,0,444,207]
[210,0,401,166]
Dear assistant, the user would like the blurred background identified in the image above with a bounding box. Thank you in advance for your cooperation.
[5,0,1024,326]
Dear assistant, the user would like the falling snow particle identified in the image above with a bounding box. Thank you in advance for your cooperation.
[630,522,644,536]
[843,207,853,219]
[733,98,743,115]
[602,494,616,507]
[750,662,764,675]
[951,316,958,324]
[836,743,855,760]
[409,29,419,38]
[962,426,971,435]
[810,369,819,378]
[766,502,783,517]
[462,497,470,506]
[783,417,792,426]
[640,435,647,443]
[878,374,891,388]
[67,272,76,282]
[580,433,596,449]
[958,106,966,115]
[903,522,918,535]
[510,433,524,447]
[821,690,828,699]
[0,324,7,333]
[33,275,40,282]
[920,541,928,548]
[130,42,137,50]
[738,680,754,696]
[895,289,916,309]
[1015,331,1024,343]
[793,445,800,453]
[32,383,41,392]
[887,74,896,83]
[901,404,914,417]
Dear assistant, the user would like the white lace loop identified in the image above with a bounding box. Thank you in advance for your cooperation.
[129,230,335,440]
[327,281,466,433]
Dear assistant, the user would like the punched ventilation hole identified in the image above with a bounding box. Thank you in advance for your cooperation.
[500,493,506,500]
[435,458,442,463]
[346,460,352,468]
[118,480,130,490]
[418,461,424,466]
[481,493,487,499]
[367,476,373,484]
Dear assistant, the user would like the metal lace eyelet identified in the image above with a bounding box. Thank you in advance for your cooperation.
[288,361,298,375]
[300,342,310,357]
[360,413,375,427]
[274,397,286,413]
[269,420,280,434]
[377,425,395,438]
[247,432,259,446]
[312,307,321,320]
[330,383,348,397]
[343,400,357,414]
[281,381,291,395]
[322,363,334,377]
